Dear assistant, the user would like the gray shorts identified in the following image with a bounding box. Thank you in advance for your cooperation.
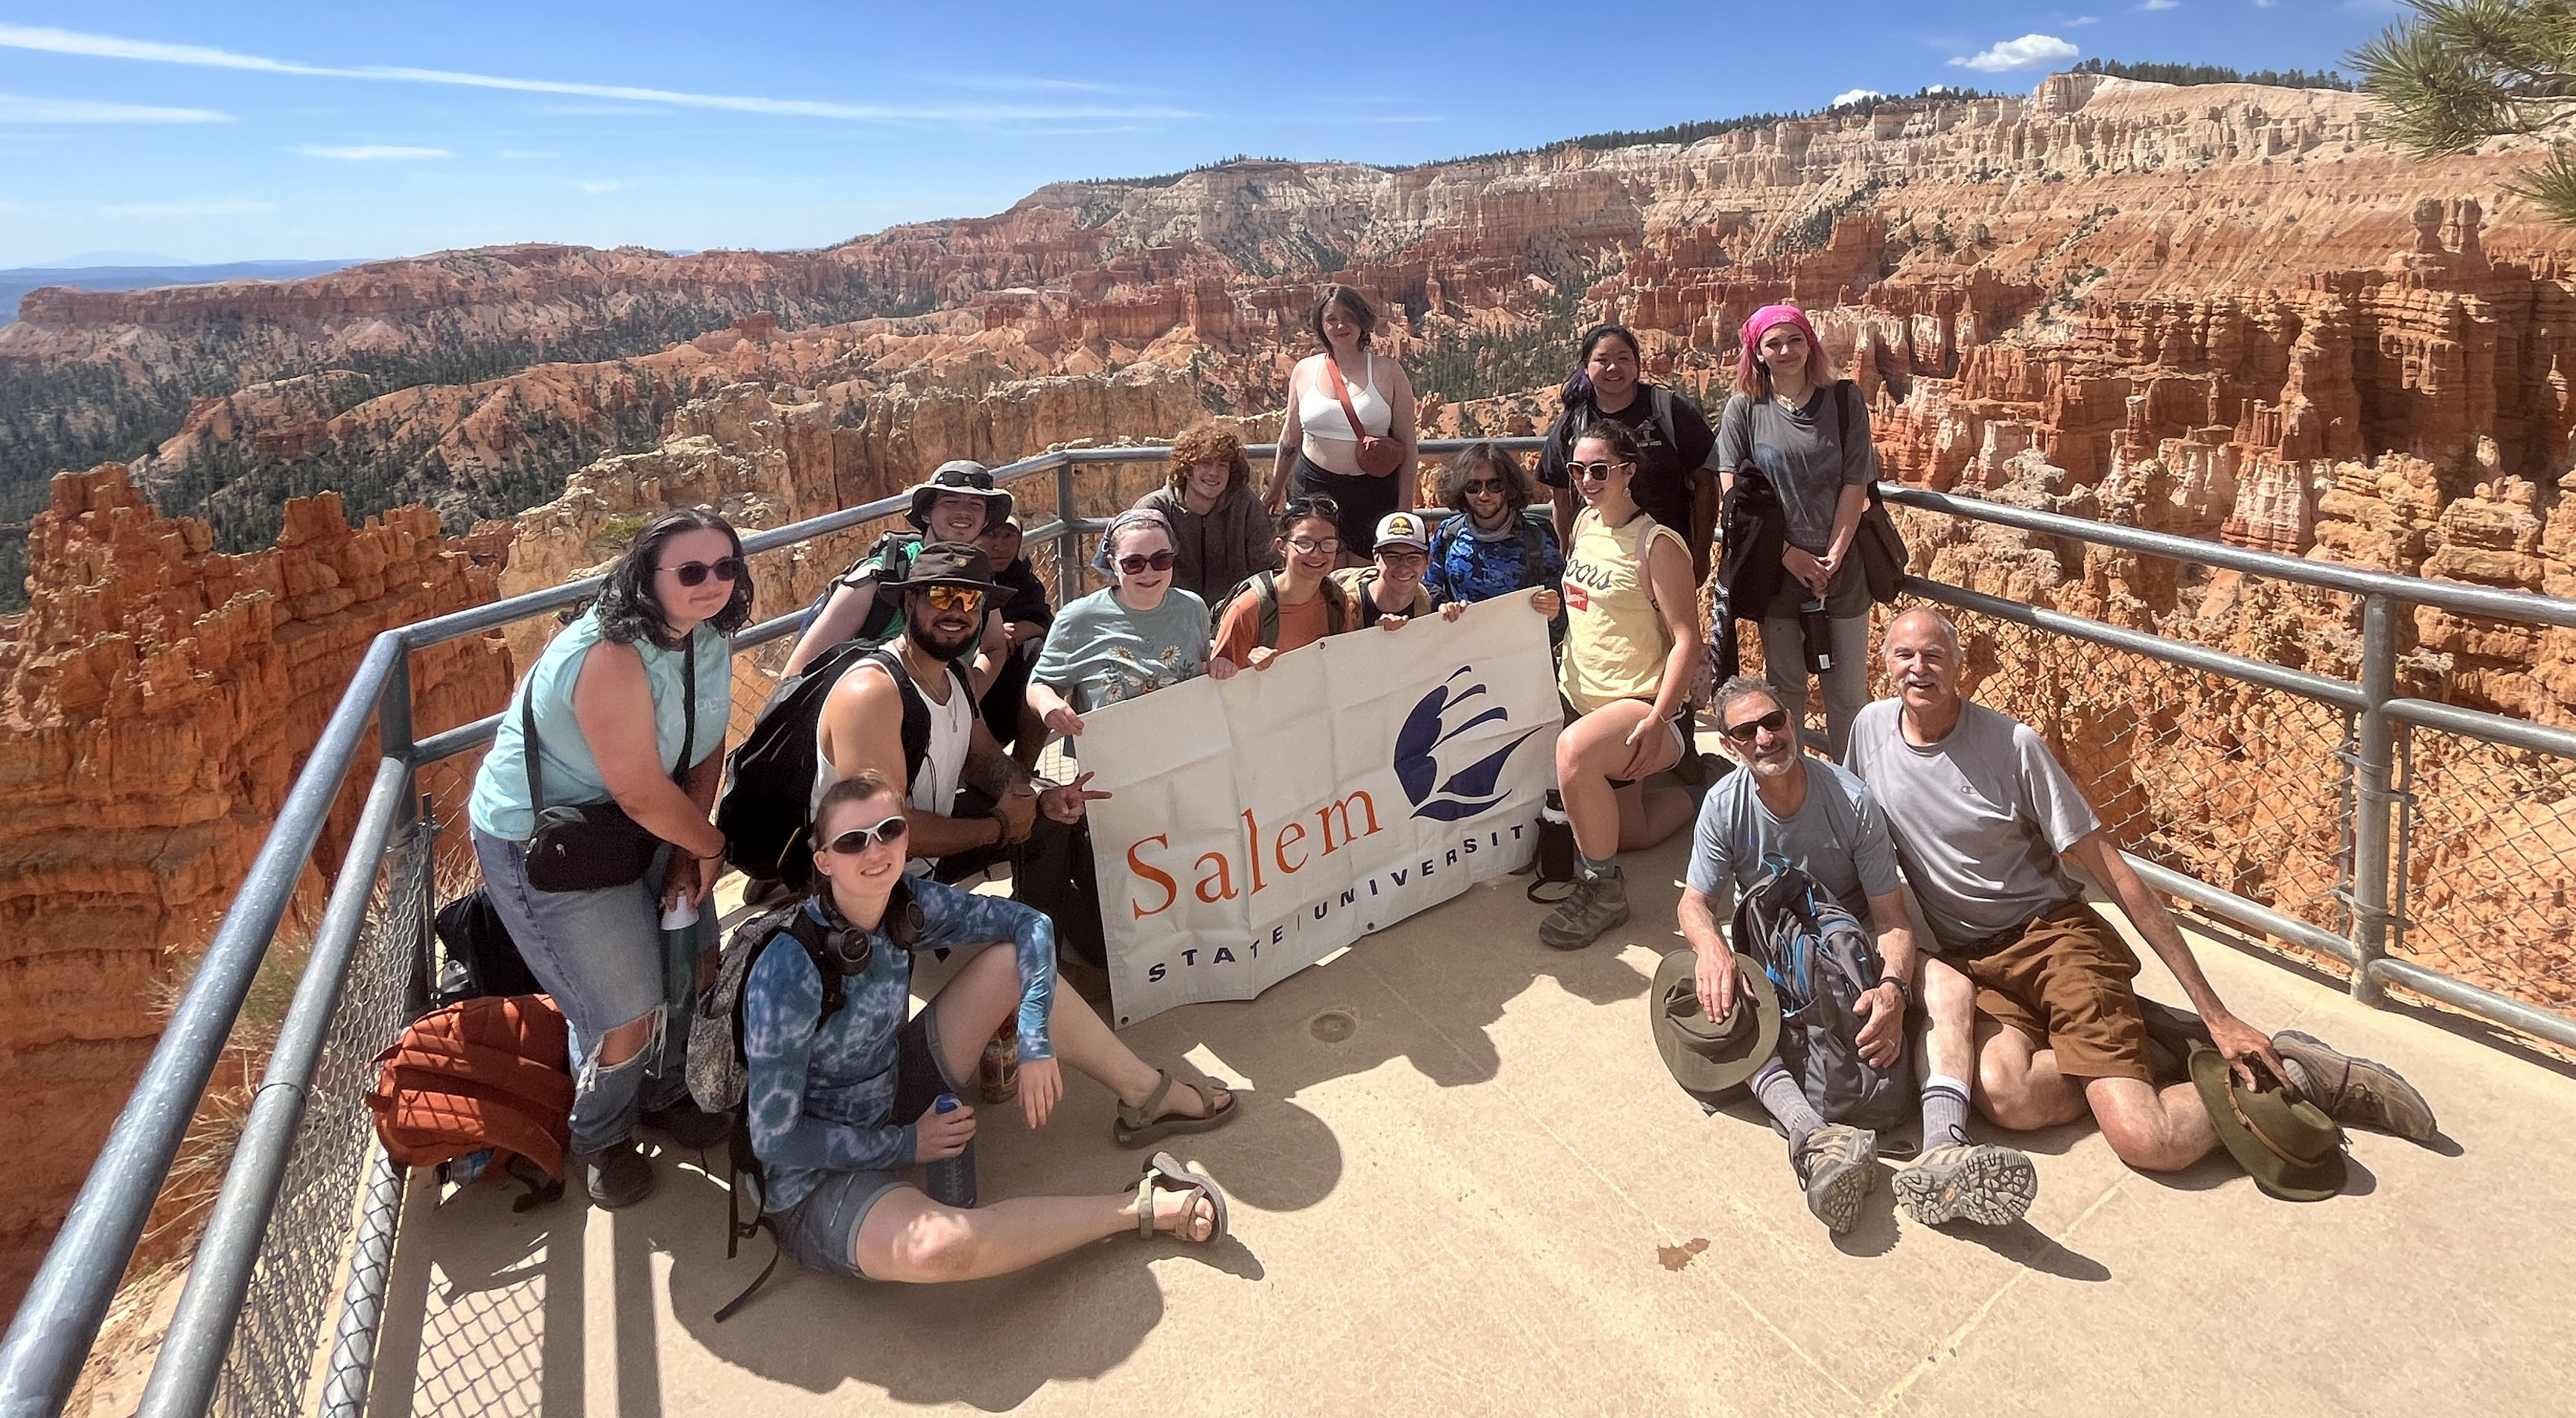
[773,1008,961,1280]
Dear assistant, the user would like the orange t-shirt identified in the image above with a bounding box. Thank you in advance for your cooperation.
[1214,579,1346,663]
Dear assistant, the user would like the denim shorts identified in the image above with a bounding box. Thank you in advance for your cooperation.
[470,827,669,1045]
[774,1009,961,1280]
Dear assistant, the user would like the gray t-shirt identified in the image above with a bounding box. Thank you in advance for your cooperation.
[1030,585,1211,713]
[1715,385,1876,554]
[1685,759,1900,921]
[1843,699,2102,953]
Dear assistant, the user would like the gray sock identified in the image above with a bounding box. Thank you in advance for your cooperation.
[1753,1061,1823,1144]
[1578,850,1622,880]
[1921,1076,1972,1150]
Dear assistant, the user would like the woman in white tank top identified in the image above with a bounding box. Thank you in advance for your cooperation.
[1263,283,1418,566]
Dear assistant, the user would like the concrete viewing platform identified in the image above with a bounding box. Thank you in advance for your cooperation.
[364,827,2576,1417]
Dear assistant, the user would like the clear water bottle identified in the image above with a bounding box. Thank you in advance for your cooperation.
[925,1093,977,1208]
[1799,597,1834,675]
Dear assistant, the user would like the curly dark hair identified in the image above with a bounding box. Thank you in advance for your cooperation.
[1439,442,1534,516]
[1165,423,1252,495]
[593,506,755,648]
[1307,284,1377,352]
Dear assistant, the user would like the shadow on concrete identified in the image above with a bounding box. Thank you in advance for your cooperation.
[1940,1218,2112,1281]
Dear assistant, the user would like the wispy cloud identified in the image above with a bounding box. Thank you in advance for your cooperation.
[921,74,1129,95]
[2138,0,2179,10]
[0,22,1199,123]
[499,148,554,159]
[98,195,276,217]
[2066,13,2102,24]
[0,92,228,122]
[1950,34,2082,71]
[295,143,448,159]
[573,179,630,194]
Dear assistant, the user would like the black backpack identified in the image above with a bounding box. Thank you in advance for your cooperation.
[715,643,970,890]
[790,530,920,647]
[1732,855,1911,1131]
[1208,570,1348,647]
[1429,509,1554,592]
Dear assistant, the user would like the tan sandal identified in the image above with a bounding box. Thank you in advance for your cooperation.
[1136,1152,1228,1243]
[1114,1069,1238,1149]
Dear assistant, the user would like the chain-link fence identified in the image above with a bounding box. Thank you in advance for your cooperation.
[211,810,428,1416]
[2395,728,2576,1021]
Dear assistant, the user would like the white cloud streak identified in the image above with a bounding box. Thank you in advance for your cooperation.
[2139,0,2180,10]
[1950,34,2082,71]
[0,23,1199,122]
[1831,88,1884,108]
[296,143,449,159]
[98,196,277,217]
[0,92,229,122]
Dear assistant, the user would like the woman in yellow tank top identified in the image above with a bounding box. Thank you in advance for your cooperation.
[1541,423,1703,950]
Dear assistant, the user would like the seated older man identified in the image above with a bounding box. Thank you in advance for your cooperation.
[1680,676,2036,1234]
[1846,609,2435,1181]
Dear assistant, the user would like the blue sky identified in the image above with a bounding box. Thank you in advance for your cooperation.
[0,1,2405,267]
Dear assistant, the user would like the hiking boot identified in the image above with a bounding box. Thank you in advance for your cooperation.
[1893,1143,2038,1227]
[1789,1122,1878,1234]
[640,1097,731,1151]
[1537,873,1628,951]
[573,1141,656,1209]
[2271,1030,2438,1143]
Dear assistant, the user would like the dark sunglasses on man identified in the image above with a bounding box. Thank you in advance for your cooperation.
[1722,708,1791,743]
[921,585,988,614]
[662,556,745,586]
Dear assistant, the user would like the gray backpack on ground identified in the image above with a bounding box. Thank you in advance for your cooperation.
[1732,854,1911,1131]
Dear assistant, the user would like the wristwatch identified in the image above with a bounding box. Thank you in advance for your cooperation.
[1877,976,1913,1011]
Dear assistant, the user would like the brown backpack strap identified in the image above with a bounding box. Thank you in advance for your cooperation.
[1323,356,1372,442]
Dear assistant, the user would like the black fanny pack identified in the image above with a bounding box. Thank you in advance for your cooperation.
[522,635,697,894]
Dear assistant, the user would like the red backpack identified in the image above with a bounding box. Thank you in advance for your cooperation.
[366,994,574,1209]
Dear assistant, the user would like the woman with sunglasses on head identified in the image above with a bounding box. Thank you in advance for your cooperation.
[1134,423,1279,605]
[1424,442,1564,623]
[466,507,750,1208]
[742,772,1237,1288]
[1027,510,1239,741]
[1716,304,1874,759]
[1540,424,1703,952]
[1534,322,1718,578]
[1263,284,1418,565]
[1211,497,1359,670]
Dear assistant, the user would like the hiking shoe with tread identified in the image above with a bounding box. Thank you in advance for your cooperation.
[2271,1030,2438,1142]
[1894,1142,2038,1227]
[1537,872,1628,951]
[573,1141,655,1209]
[1790,1122,1878,1234]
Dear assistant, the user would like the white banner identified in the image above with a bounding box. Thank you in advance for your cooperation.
[1077,596,1561,1026]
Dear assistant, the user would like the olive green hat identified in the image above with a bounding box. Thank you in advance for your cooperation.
[2189,1043,2347,1202]
[1650,948,1780,1101]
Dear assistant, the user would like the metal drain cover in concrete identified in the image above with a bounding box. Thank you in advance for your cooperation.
[1307,1010,1357,1043]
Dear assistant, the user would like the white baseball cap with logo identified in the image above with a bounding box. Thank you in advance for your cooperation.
[1373,511,1432,552]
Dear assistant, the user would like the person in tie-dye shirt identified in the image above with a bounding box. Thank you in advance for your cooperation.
[742,772,1238,1282]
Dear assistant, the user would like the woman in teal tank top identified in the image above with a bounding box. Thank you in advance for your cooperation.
[467,508,749,1208]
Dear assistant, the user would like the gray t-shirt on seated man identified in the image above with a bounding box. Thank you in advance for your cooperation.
[1686,758,1900,920]
[1843,699,2103,954]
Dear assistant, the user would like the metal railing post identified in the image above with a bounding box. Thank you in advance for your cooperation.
[2347,594,2399,1006]
[1054,456,1082,607]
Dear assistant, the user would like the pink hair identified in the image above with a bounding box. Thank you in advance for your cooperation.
[1735,304,1837,391]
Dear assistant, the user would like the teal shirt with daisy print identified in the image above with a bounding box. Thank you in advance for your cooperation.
[1030,586,1212,713]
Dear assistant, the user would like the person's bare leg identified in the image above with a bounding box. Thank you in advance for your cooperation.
[1919,959,1980,1086]
[1557,701,1665,861]
[928,944,1226,1120]
[1971,1019,2088,1131]
[1619,783,1695,853]
[853,1183,1215,1283]
[2084,1075,2220,1173]
[1042,983,1229,1119]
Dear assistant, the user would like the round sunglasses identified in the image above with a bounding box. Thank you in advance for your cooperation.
[823,815,910,853]
[1118,549,1179,575]
[660,556,745,586]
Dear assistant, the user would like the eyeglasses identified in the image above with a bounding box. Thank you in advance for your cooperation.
[1285,535,1342,556]
[1721,708,1792,743]
[922,585,988,614]
[661,556,744,586]
[1461,480,1507,495]
[1283,495,1341,520]
[1566,461,1629,483]
[1377,549,1428,565]
[824,815,910,853]
[1117,549,1179,575]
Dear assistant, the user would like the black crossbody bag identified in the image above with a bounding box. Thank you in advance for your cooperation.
[523,634,698,894]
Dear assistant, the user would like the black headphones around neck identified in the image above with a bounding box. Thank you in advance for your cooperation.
[809,879,925,977]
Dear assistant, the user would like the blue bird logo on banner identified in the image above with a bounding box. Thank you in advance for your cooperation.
[1395,667,1546,821]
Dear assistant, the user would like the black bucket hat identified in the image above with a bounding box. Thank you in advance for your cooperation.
[906,460,1013,531]
[882,542,1005,594]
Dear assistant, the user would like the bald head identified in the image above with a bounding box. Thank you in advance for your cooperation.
[1882,607,1963,720]
[1885,607,1959,655]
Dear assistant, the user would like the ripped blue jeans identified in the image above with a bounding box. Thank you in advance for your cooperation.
[471,827,708,1153]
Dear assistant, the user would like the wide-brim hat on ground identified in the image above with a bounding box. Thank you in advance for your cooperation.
[1373,510,1432,551]
[2188,1043,2346,1202]
[882,542,1005,594]
[907,460,1013,530]
[1650,948,1780,1100]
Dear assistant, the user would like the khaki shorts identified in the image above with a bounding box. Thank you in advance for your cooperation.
[1956,902,2153,1084]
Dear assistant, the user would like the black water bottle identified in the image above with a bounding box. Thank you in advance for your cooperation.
[1799,597,1834,675]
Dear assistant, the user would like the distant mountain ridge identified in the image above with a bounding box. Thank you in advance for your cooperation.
[0,259,369,323]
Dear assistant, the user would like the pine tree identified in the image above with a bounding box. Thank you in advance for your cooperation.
[2349,0,2576,225]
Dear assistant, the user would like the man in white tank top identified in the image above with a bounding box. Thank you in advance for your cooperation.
[814,546,1114,959]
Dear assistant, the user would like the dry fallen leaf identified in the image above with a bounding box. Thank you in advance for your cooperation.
[1656,1237,1711,1271]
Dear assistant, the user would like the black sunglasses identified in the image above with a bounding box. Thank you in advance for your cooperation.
[1722,708,1791,743]
[1461,479,1508,495]
[1284,495,1342,520]
[662,556,745,587]
[824,815,909,853]
[1118,549,1179,575]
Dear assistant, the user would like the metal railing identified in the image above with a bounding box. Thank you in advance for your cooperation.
[3,442,2572,1416]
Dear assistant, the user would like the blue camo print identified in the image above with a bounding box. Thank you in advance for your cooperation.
[1424,512,1564,607]
[742,878,1056,1212]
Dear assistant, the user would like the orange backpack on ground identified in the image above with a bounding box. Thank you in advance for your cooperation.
[366,993,573,1210]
